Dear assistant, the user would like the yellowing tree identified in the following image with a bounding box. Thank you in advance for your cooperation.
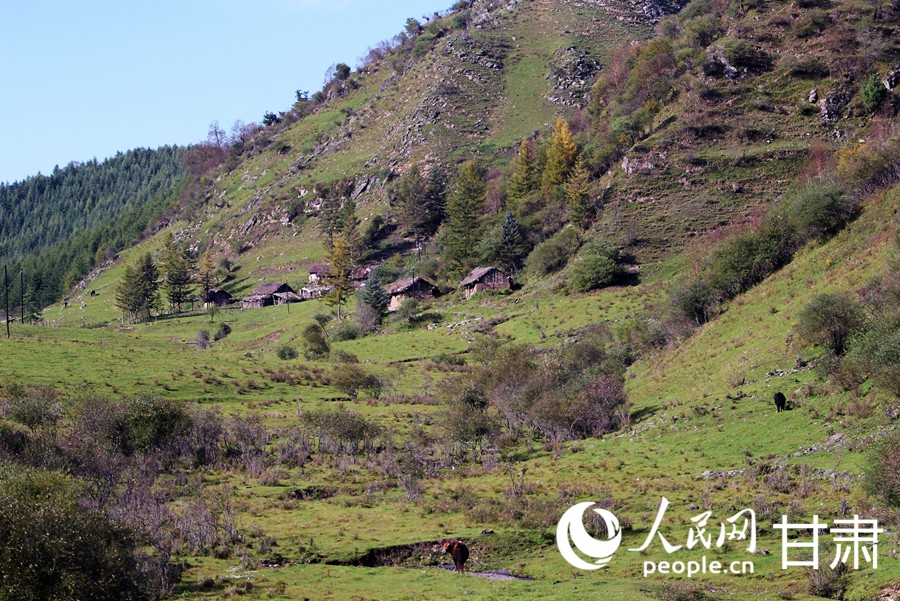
[323,234,356,320]
[565,158,593,230]
[541,118,578,192]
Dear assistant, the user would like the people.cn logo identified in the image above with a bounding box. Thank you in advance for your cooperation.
[556,502,623,570]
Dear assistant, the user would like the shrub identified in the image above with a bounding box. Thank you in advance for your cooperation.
[569,253,621,293]
[74,395,191,455]
[782,181,853,241]
[276,344,298,360]
[844,320,900,395]
[0,465,159,600]
[213,322,232,341]
[861,74,888,114]
[330,364,382,399]
[525,227,581,276]
[783,54,828,78]
[865,431,900,506]
[806,563,848,599]
[8,385,61,432]
[707,228,790,298]
[301,322,330,359]
[195,329,211,349]
[796,292,865,355]
[394,298,421,327]
[671,280,715,325]
[330,320,361,342]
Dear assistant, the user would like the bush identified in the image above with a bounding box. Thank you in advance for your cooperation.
[276,344,298,360]
[570,253,620,293]
[330,364,383,399]
[707,227,790,298]
[844,320,900,395]
[214,322,232,341]
[301,322,330,359]
[0,465,158,600]
[74,394,191,456]
[861,74,888,114]
[671,280,715,325]
[796,292,865,355]
[865,431,900,506]
[783,54,828,78]
[8,385,61,432]
[525,227,581,276]
[782,181,853,241]
[195,329,211,349]
[330,320,361,342]
[394,298,421,327]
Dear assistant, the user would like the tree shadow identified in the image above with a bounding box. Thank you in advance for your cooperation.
[631,404,659,424]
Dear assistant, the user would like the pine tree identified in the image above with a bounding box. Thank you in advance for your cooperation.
[507,139,539,204]
[357,272,390,322]
[394,165,446,258]
[323,235,356,320]
[497,210,529,276]
[198,251,217,304]
[135,253,161,322]
[161,233,194,313]
[542,118,578,192]
[115,263,140,323]
[318,190,345,249]
[565,158,593,230]
[340,199,364,264]
[443,160,486,273]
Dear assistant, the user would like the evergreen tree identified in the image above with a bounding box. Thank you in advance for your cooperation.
[318,189,345,249]
[357,272,390,323]
[541,118,578,192]
[23,277,43,324]
[394,165,445,257]
[323,235,356,320]
[507,138,539,204]
[161,233,194,313]
[198,251,217,304]
[135,253,161,322]
[497,211,529,276]
[443,160,486,273]
[115,263,139,323]
[565,158,593,230]
[340,199,364,263]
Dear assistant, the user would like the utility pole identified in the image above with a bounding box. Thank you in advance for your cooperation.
[4,265,9,338]
[20,271,24,324]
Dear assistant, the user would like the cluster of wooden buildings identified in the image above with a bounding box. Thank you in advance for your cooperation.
[205,265,512,313]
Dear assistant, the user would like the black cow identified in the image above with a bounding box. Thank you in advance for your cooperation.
[774,392,787,413]
[442,540,469,573]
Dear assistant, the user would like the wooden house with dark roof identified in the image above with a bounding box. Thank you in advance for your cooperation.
[242,282,297,309]
[459,266,510,299]
[386,277,437,312]
[204,288,233,309]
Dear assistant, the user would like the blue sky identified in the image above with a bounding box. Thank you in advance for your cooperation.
[0,0,451,184]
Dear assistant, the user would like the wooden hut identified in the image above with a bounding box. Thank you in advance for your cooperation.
[204,288,233,309]
[242,282,296,309]
[308,264,328,284]
[386,277,437,312]
[459,266,510,299]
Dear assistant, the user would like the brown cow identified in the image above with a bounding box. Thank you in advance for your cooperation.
[442,539,469,573]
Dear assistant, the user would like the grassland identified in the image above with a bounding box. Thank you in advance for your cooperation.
[4,184,898,600]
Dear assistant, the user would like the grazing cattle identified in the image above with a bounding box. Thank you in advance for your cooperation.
[774,392,787,413]
[442,540,469,573]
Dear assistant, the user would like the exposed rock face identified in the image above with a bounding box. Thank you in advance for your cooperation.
[819,89,850,123]
[883,67,900,90]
